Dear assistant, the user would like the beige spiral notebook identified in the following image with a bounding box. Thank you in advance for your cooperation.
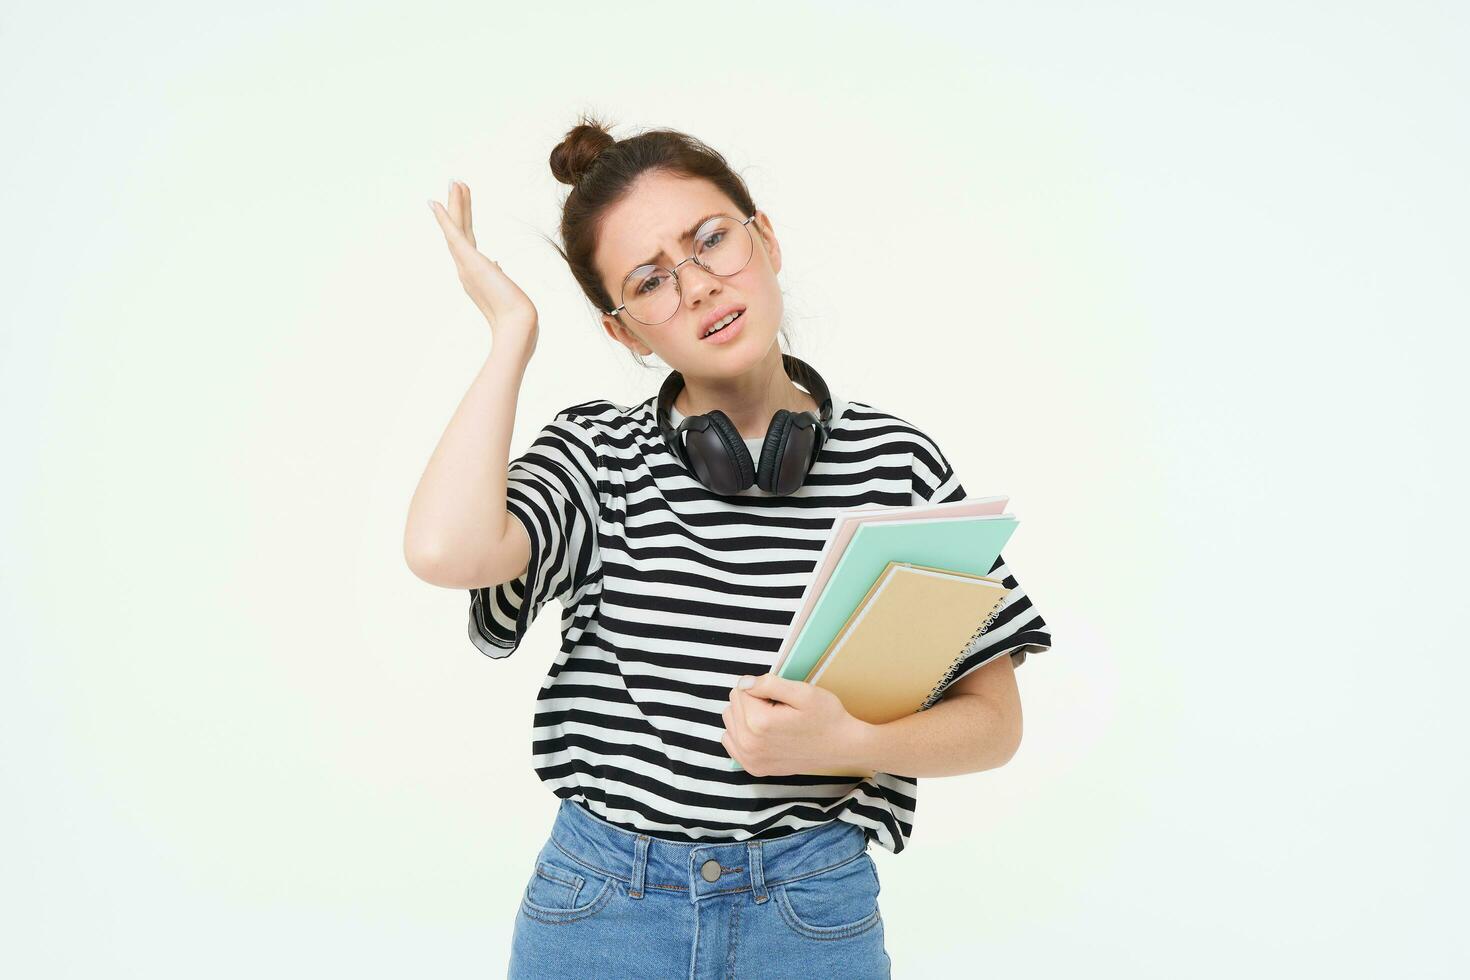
[798,562,1011,777]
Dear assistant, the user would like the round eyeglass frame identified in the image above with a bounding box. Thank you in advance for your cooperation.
[603,213,758,326]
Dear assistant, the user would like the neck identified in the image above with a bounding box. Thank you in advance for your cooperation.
[673,348,820,440]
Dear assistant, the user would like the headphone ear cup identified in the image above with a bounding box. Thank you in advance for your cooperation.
[756,410,818,495]
[755,410,792,493]
[697,409,756,493]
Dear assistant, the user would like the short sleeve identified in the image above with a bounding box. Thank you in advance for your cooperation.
[468,408,603,659]
[910,433,1053,680]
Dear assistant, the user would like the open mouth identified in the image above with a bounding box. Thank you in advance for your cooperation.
[701,311,744,341]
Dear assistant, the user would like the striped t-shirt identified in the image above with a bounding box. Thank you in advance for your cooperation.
[468,391,1052,854]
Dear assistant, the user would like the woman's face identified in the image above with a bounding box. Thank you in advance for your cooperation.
[596,171,783,377]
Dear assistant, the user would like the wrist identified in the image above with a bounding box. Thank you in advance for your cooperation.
[838,717,879,772]
[488,329,537,369]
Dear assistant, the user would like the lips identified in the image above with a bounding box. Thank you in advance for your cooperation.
[700,311,745,345]
[702,312,742,339]
[698,304,746,339]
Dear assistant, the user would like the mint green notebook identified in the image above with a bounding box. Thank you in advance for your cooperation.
[726,513,1017,772]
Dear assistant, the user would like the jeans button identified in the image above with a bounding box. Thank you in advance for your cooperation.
[700,859,722,882]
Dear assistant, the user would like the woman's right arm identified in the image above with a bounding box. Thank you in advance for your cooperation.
[404,180,540,590]
[404,340,535,589]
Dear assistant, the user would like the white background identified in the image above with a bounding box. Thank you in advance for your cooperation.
[3,1,1466,976]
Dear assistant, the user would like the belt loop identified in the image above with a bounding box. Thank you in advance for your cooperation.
[629,835,650,900]
[747,840,769,904]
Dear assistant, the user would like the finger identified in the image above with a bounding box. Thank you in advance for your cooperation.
[730,690,754,731]
[747,673,807,706]
[429,204,479,273]
[459,180,477,249]
[428,200,468,251]
[452,179,473,246]
[427,199,452,238]
[447,180,465,236]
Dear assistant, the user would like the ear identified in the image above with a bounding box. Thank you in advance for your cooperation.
[753,210,781,275]
[602,313,654,357]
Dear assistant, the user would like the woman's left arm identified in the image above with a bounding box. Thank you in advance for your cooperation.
[844,653,1023,777]
[725,653,1023,779]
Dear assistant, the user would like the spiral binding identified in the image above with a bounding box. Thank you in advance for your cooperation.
[918,597,1008,710]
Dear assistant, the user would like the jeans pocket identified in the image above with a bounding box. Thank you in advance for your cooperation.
[519,851,618,924]
[775,852,883,940]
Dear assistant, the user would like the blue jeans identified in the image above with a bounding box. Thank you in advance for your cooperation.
[508,798,892,979]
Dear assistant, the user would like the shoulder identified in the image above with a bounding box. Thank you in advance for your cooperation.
[550,397,626,427]
[839,398,949,461]
[542,397,659,465]
[545,398,641,441]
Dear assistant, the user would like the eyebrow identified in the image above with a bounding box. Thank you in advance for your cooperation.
[632,212,727,271]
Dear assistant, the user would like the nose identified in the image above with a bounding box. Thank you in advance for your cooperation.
[678,260,722,309]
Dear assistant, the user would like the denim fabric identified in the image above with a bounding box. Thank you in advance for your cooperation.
[508,798,892,979]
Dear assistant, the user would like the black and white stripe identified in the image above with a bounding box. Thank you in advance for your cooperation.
[468,393,1052,854]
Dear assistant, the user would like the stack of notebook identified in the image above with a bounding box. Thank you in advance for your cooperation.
[727,495,1020,778]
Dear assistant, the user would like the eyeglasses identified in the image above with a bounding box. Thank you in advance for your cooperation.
[604,213,758,326]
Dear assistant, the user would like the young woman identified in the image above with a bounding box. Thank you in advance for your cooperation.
[407,116,1053,978]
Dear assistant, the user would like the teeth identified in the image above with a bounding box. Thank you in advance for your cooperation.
[704,312,741,338]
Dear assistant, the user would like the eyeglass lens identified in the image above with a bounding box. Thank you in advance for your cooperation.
[621,216,753,325]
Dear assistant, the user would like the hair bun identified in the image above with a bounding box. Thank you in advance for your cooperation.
[550,115,617,186]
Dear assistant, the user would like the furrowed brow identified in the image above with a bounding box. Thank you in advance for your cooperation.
[635,212,725,270]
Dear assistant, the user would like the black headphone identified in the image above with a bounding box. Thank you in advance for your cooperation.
[656,353,836,497]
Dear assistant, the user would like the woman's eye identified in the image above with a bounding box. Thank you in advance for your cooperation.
[700,231,726,250]
[637,275,664,295]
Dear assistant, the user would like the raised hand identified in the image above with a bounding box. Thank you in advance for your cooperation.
[428,180,540,354]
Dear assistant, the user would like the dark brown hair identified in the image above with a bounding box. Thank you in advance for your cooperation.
[544,112,796,369]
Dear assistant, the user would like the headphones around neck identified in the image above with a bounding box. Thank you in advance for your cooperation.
[656,354,836,497]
